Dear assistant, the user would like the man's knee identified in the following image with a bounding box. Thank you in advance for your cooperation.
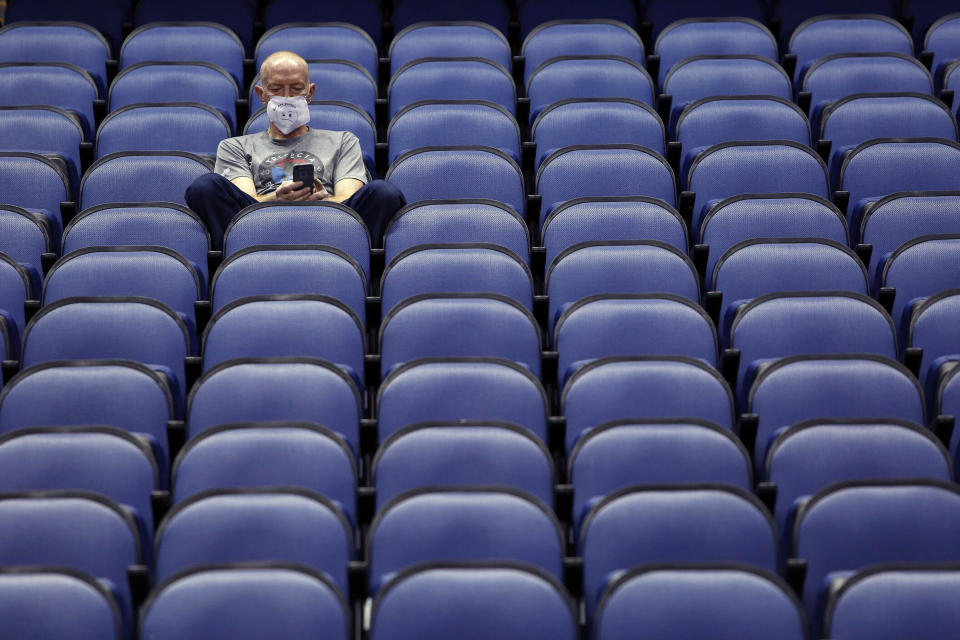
[361,179,405,209]
[184,172,229,205]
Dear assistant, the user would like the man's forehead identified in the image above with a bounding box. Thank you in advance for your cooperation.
[261,57,310,84]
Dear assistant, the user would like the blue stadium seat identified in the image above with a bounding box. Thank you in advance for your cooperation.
[109,62,238,133]
[96,103,230,159]
[0,152,69,248]
[519,0,640,36]
[263,1,382,44]
[154,489,352,594]
[537,145,676,219]
[377,357,549,444]
[553,294,717,382]
[248,59,376,121]
[0,62,98,140]
[186,358,361,449]
[140,565,349,640]
[371,562,575,640]
[383,200,529,265]
[642,0,769,38]
[386,147,525,213]
[209,246,366,323]
[579,485,778,617]
[908,289,960,406]
[201,295,365,381]
[0,205,54,288]
[942,61,960,119]
[393,1,512,34]
[764,419,953,530]
[79,151,212,210]
[594,566,806,640]
[368,488,564,591]
[0,106,85,200]
[0,567,123,640]
[775,1,901,48]
[390,22,512,74]
[521,20,645,85]
[132,0,256,53]
[824,565,960,640]
[532,99,665,167]
[542,197,686,268]
[380,245,533,319]
[4,0,128,51]
[569,419,751,526]
[171,422,356,516]
[562,356,735,453]
[120,23,244,87]
[381,295,541,377]
[373,422,554,508]
[526,56,655,125]
[223,202,370,280]
[923,13,960,87]
[388,100,520,164]
[389,58,515,119]
[0,360,176,461]
[255,23,378,78]
[0,22,110,95]
[654,18,778,88]
[546,242,699,335]
[880,234,960,334]
[0,253,31,358]
[790,480,960,637]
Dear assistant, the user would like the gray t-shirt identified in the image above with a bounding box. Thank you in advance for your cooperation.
[214,128,368,196]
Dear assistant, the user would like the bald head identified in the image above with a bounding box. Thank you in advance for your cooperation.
[260,51,309,86]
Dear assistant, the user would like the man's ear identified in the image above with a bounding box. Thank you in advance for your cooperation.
[306,82,316,102]
[254,84,267,106]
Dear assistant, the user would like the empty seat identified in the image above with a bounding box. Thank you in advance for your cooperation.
[0,62,98,139]
[187,358,361,449]
[4,0,127,56]
[526,56,655,125]
[264,1,382,43]
[0,360,175,461]
[0,567,122,640]
[0,22,111,95]
[140,564,349,640]
[939,362,960,451]
[537,145,676,219]
[824,565,960,640]
[924,13,960,86]
[542,197,687,268]
[0,105,85,197]
[380,245,533,319]
[0,205,54,288]
[154,489,352,594]
[569,419,751,526]
[393,0,511,34]
[746,355,925,470]
[764,419,953,529]
[388,100,520,164]
[0,253,31,357]
[248,59,376,120]
[389,58,515,119]
[546,242,699,335]
[132,0,256,53]
[380,295,541,377]
[386,147,525,214]
[377,357,549,444]
[521,20,645,86]
[880,234,960,331]
[255,23,378,78]
[562,356,735,453]
[595,566,806,640]
[0,151,70,243]
[373,422,554,508]
[908,289,960,404]
[368,488,564,590]
[579,485,778,617]
[643,0,769,38]
[942,61,960,119]
[519,0,640,37]
[96,103,231,159]
[655,18,778,87]
[370,562,576,640]
[775,1,901,48]
[383,200,529,266]
[120,22,244,87]
[390,22,512,73]
[79,151,212,210]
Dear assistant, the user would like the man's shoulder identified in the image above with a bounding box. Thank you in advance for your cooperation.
[219,131,268,149]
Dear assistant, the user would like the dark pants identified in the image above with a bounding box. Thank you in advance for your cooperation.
[185,173,406,249]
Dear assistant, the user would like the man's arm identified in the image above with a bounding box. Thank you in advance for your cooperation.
[326,178,364,203]
[231,176,328,202]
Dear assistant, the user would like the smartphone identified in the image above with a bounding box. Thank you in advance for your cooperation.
[292,163,314,193]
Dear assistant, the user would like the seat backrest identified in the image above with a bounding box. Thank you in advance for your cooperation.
[526,56,655,124]
[562,356,735,453]
[642,0,769,39]
[120,22,244,87]
[803,54,933,119]
[579,485,778,617]
[0,567,123,640]
[388,100,520,164]
[655,18,778,87]
[595,566,807,640]
[380,295,542,378]
[546,241,699,335]
[370,562,576,640]
[521,20,645,85]
[373,422,554,508]
[140,565,350,640]
[132,0,256,51]
[824,565,960,640]
[0,253,31,351]
[0,151,69,241]
[201,295,365,378]
[388,57,515,119]
[386,147,525,214]
[186,358,361,448]
[908,288,960,397]
[0,61,99,137]
[380,245,533,319]
[248,59,376,119]
[553,294,717,380]
[383,200,529,266]
[0,360,174,458]
[96,103,230,159]
[255,23,378,78]
[390,22,512,74]
[519,0,640,37]
[0,205,53,275]
[0,22,110,95]
[569,419,751,527]
[925,13,960,84]
[765,419,953,530]
[368,488,564,591]
[171,422,356,516]
[377,357,549,444]
[4,0,128,51]
[776,1,901,48]
[0,106,85,194]
[881,234,960,331]
[154,489,352,593]
[392,0,512,34]
[79,151,212,210]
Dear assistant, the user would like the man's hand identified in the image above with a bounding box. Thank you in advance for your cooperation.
[274,177,330,201]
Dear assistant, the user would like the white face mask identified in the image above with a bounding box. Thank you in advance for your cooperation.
[266,96,310,135]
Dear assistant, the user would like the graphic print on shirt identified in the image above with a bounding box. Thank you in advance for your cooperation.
[256,152,318,191]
